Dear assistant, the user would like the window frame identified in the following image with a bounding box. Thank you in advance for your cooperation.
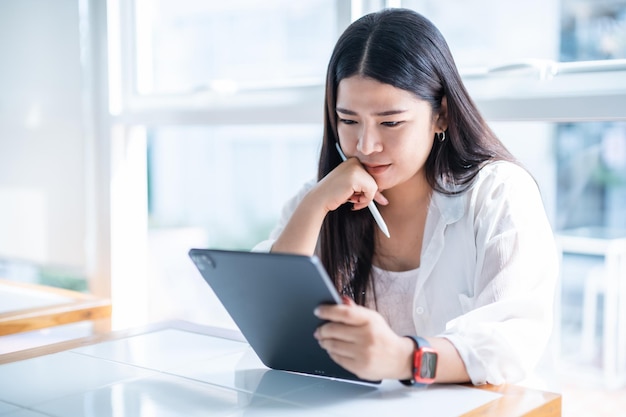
[464,59,626,122]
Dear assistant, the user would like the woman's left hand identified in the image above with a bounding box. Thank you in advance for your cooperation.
[313,298,413,381]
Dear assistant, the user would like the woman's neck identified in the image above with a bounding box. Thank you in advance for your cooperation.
[381,172,432,213]
[374,173,432,272]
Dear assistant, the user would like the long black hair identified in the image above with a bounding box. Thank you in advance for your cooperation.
[318,8,515,305]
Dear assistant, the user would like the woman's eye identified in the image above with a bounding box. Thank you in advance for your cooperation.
[381,121,402,127]
[339,118,357,125]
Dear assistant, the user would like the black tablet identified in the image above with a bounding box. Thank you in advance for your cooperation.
[188,248,380,384]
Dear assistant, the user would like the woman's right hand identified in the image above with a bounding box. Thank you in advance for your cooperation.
[270,157,387,256]
[313,157,388,214]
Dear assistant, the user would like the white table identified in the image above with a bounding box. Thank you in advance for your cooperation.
[0,321,561,417]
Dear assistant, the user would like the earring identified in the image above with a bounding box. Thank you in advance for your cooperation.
[437,131,446,142]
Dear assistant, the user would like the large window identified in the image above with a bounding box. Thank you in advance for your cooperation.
[135,0,338,94]
[147,125,321,249]
[107,0,349,326]
[106,0,626,346]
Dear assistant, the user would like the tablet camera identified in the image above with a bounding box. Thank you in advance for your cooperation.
[191,253,215,270]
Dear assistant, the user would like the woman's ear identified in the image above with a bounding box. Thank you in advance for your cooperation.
[437,95,449,131]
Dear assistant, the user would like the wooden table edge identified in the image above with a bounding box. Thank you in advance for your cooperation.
[0,278,112,336]
[460,382,561,417]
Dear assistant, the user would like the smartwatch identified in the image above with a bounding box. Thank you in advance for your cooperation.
[400,335,438,386]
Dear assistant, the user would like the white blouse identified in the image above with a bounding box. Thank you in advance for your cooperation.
[253,161,559,385]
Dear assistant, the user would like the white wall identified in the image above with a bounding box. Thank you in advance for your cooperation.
[0,0,86,269]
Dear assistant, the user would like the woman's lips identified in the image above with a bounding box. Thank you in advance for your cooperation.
[364,163,391,175]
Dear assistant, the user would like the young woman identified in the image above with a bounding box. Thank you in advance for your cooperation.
[254,8,558,386]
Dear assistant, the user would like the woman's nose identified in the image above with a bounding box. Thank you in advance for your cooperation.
[356,125,383,155]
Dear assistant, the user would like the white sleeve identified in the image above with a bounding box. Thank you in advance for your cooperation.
[251,180,317,253]
[441,164,559,385]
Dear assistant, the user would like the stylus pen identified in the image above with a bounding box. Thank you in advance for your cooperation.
[335,142,391,238]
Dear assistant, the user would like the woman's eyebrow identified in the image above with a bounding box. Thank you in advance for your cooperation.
[336,107,357,115]
[336,107,407,116]
[375,109,407,116]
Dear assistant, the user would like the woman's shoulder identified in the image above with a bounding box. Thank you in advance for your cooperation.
[293,178,318,200]
[468,160,543,212]
[278,178,318,216]
[477,160,531,180]
[473,160,537,192]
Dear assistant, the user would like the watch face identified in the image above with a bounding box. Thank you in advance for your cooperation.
[419,351,438,379]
